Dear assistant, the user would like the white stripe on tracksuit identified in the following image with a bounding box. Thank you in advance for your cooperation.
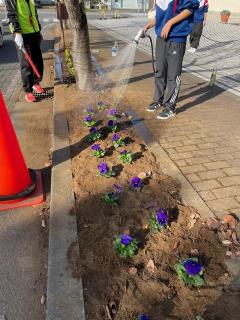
[170,76,181,104]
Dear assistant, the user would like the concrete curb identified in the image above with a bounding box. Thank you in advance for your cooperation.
[46,38,85,320]
[127,108,215,220]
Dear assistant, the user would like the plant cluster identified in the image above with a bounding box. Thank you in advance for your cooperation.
[91,144,105,158]
[108,120,118,132]
[97,101,109,110]
[97,162,115,178]
[112,133,125,149]
[84,114,97,127]
[119,149,133,164]
[175,257,205,287]
[64,48,75,76]
[108,108,121,120]
[87,127,102,143]
[150,208,169,232]
[114,234,138,257]
[136,315,150,320]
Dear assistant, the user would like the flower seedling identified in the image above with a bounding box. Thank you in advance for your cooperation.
[84,114,97,127]
[119,149,133,164]
[175,257,205,287]
[103,191,119,206]
[112,133,125,149]
[97,101,109,110]
[150,208,169,232]
[114,234,138,258]
[97,162,115,178]
[108,120,118,132]
[83,106,95,115]
[108,108,121,120]
[64,48,74,76]
[114,184,123,193]
[130,177,142,191]
[87,127,102,143]
[91,144,105,158]
[136,315,150,320]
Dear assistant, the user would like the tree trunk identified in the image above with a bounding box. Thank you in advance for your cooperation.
[64,0,94,91]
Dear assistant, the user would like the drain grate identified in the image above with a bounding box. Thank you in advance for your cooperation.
[33,90,54,101]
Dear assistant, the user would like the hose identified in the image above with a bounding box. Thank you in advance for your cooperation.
[145,34,156,73]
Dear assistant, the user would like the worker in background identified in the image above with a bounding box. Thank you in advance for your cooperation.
[56,0,69,30]
[188,0,209,53]
[99,1,107,20]
[5,0,44,103]
[114,0,120,19]
[144,0,199,120]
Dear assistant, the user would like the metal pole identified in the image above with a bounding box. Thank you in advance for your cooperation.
[57,2,65,49]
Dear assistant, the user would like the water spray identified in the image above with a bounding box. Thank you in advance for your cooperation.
[133,28,156,73]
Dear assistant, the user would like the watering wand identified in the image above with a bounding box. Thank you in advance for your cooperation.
[133,28,156,73]
[133,28,146,44]
[21,47,41,79]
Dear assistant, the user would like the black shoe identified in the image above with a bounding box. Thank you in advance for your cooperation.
[157,108,176,120]
[146,101,162,112]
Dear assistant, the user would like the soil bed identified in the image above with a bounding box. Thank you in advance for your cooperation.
[60,27,239,320]
[63,86,233,320]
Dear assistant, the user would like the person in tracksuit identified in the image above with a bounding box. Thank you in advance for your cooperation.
[144,0,199,120]
[188,0,208,53]
[5,0,44,103]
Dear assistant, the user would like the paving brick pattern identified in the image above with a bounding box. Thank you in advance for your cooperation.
[149,89,240,218]
[91,12,240,95]
[100,32,240,220]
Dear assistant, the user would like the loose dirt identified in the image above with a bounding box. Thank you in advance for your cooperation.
[60,26,240,320]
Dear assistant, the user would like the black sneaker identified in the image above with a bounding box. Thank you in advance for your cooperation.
[157,108,176,120]
[146,101,162,112]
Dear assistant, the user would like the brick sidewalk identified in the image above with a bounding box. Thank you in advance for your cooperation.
[124,47,240,219]
[89,23,240,220]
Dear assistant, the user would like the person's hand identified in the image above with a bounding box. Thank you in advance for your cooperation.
[15,33,23,49]
[143,24,150,33]
[203,19,207,27]
[161,20,173,39]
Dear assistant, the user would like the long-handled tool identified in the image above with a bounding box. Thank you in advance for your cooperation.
[21,47,41,79]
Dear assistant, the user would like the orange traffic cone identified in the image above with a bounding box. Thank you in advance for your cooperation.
[0,91,43,210]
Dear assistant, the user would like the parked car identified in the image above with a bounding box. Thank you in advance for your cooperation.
[0,21,3,47]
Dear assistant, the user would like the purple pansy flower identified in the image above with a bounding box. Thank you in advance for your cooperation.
[91,144,101,151]
[109,108,117,116]
[90,126,97,133]
[156,209,169,226]
[184,259,202,276]
[97,162,109,175]
[138,315,149,320]
[85,114,92,122]
[120,234,133,246]
[108,120,114,127]
[112,133,120,142]
[86,106,94,113]
[114,184,123,193]
[120,149,127,155]
[131,177,142,190]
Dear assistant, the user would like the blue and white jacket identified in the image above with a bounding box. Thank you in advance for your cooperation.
[194,0,209,23]
[155,0,199,42]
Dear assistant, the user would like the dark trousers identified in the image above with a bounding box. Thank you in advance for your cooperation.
[155,38,186,110]
[17,32,43,93]
[190,22,203,49]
